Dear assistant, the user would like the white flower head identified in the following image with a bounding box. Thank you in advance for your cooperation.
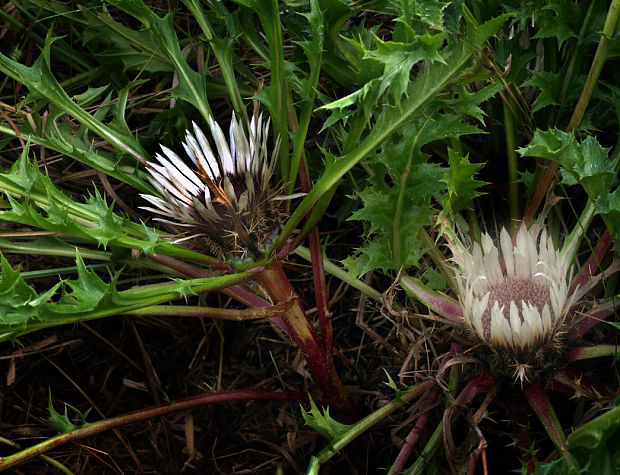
[140,112,283,258]
[453,225,578,383]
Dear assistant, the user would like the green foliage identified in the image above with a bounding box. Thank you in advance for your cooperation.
[518,130,620,250]
[441,148,489,215]
[0,31,151,189]
[567,400,620,473]
[45,390,92,433]
[301,396,351,442]
[365,30,448,104]
[1,0,620,470]
[0,146,162,253]
[530,0,582,47]
[523,71,568,113]
[0,248,251,342]
[524,400,620,474]
[343,112,487,277]
[518,130,616,198]
[282,11,510,260]
[107,0,212,122]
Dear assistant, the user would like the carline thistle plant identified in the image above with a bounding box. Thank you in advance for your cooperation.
[450,224,579,384]
[140,111,353,411]
[140,112,283,259]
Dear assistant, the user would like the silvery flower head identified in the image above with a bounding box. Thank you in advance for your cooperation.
[140,112,283,259]
[452,225,578,383]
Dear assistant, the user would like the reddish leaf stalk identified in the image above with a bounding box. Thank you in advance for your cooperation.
[149,253,292,335]
[568,300,618,342]
[523,384,575,468]
[309,227,332,358]
[256,262,353,413]
[400,276,464,323]
[563,344,619,362]
[455,373,494,406]
[523,162,558,226]
[0,389,308,471]
[442,373,494,471]
[390,387,440,474]
[569,229,611,295]
[123,300,294,320]
[297,150,333,360]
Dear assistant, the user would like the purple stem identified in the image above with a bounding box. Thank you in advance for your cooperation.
[294,148,333,359]
[258,262,355,414]
[523,384,575,468]
[222,285,292,337]
[569,229,611,295]
[149,254,292,336]
[567,299,618,342]
[390,387,440,473]
[400,276,464,323]
[563,344,619,362]
[455,373,494,406]
[309,227,332,358]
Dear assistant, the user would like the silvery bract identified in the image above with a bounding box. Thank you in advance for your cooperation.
[141,113,282,259]
[452,225,578,383]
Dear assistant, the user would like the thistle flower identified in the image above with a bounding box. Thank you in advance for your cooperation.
[452,225,578,382]
[140,113,283,259]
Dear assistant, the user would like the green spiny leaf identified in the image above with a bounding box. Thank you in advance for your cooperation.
[301,395,351,443]
[523,71,565,113]
[531,1,581,47]
[365,31,447,103]
[441,148,488,215]
[56,250,112,314]
[449,82,504,124]
[518,129,616,199]
[45,390,91,433]
[0,29,150,167]
[107,0,212,121]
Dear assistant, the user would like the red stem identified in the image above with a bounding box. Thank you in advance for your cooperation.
[523,384,574,468]
[149,253,292,335]
[523,162,558,226]
[297,151,333,359]
[257,262,354,414]
[569,229,611,295]
[0,389,308,471]
[567,300,617,342]
[455,373,494,405]
[390,387,439,473]
[309,226,332,358]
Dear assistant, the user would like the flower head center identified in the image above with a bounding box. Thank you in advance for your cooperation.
[481,277,550,340]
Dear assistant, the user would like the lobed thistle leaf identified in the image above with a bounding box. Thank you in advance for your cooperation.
[441,148,489,215]
[301,395,351,443]
[344,112,487,277]
[45,390,91,434]
[518,129,617,199]
[519,130,620,251]
[530,1,583,47]
[0,248,252,342]
[0,146,164,254]
[365,30,448,103]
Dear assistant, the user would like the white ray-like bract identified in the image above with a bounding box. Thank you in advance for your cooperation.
[140,112,282,258]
